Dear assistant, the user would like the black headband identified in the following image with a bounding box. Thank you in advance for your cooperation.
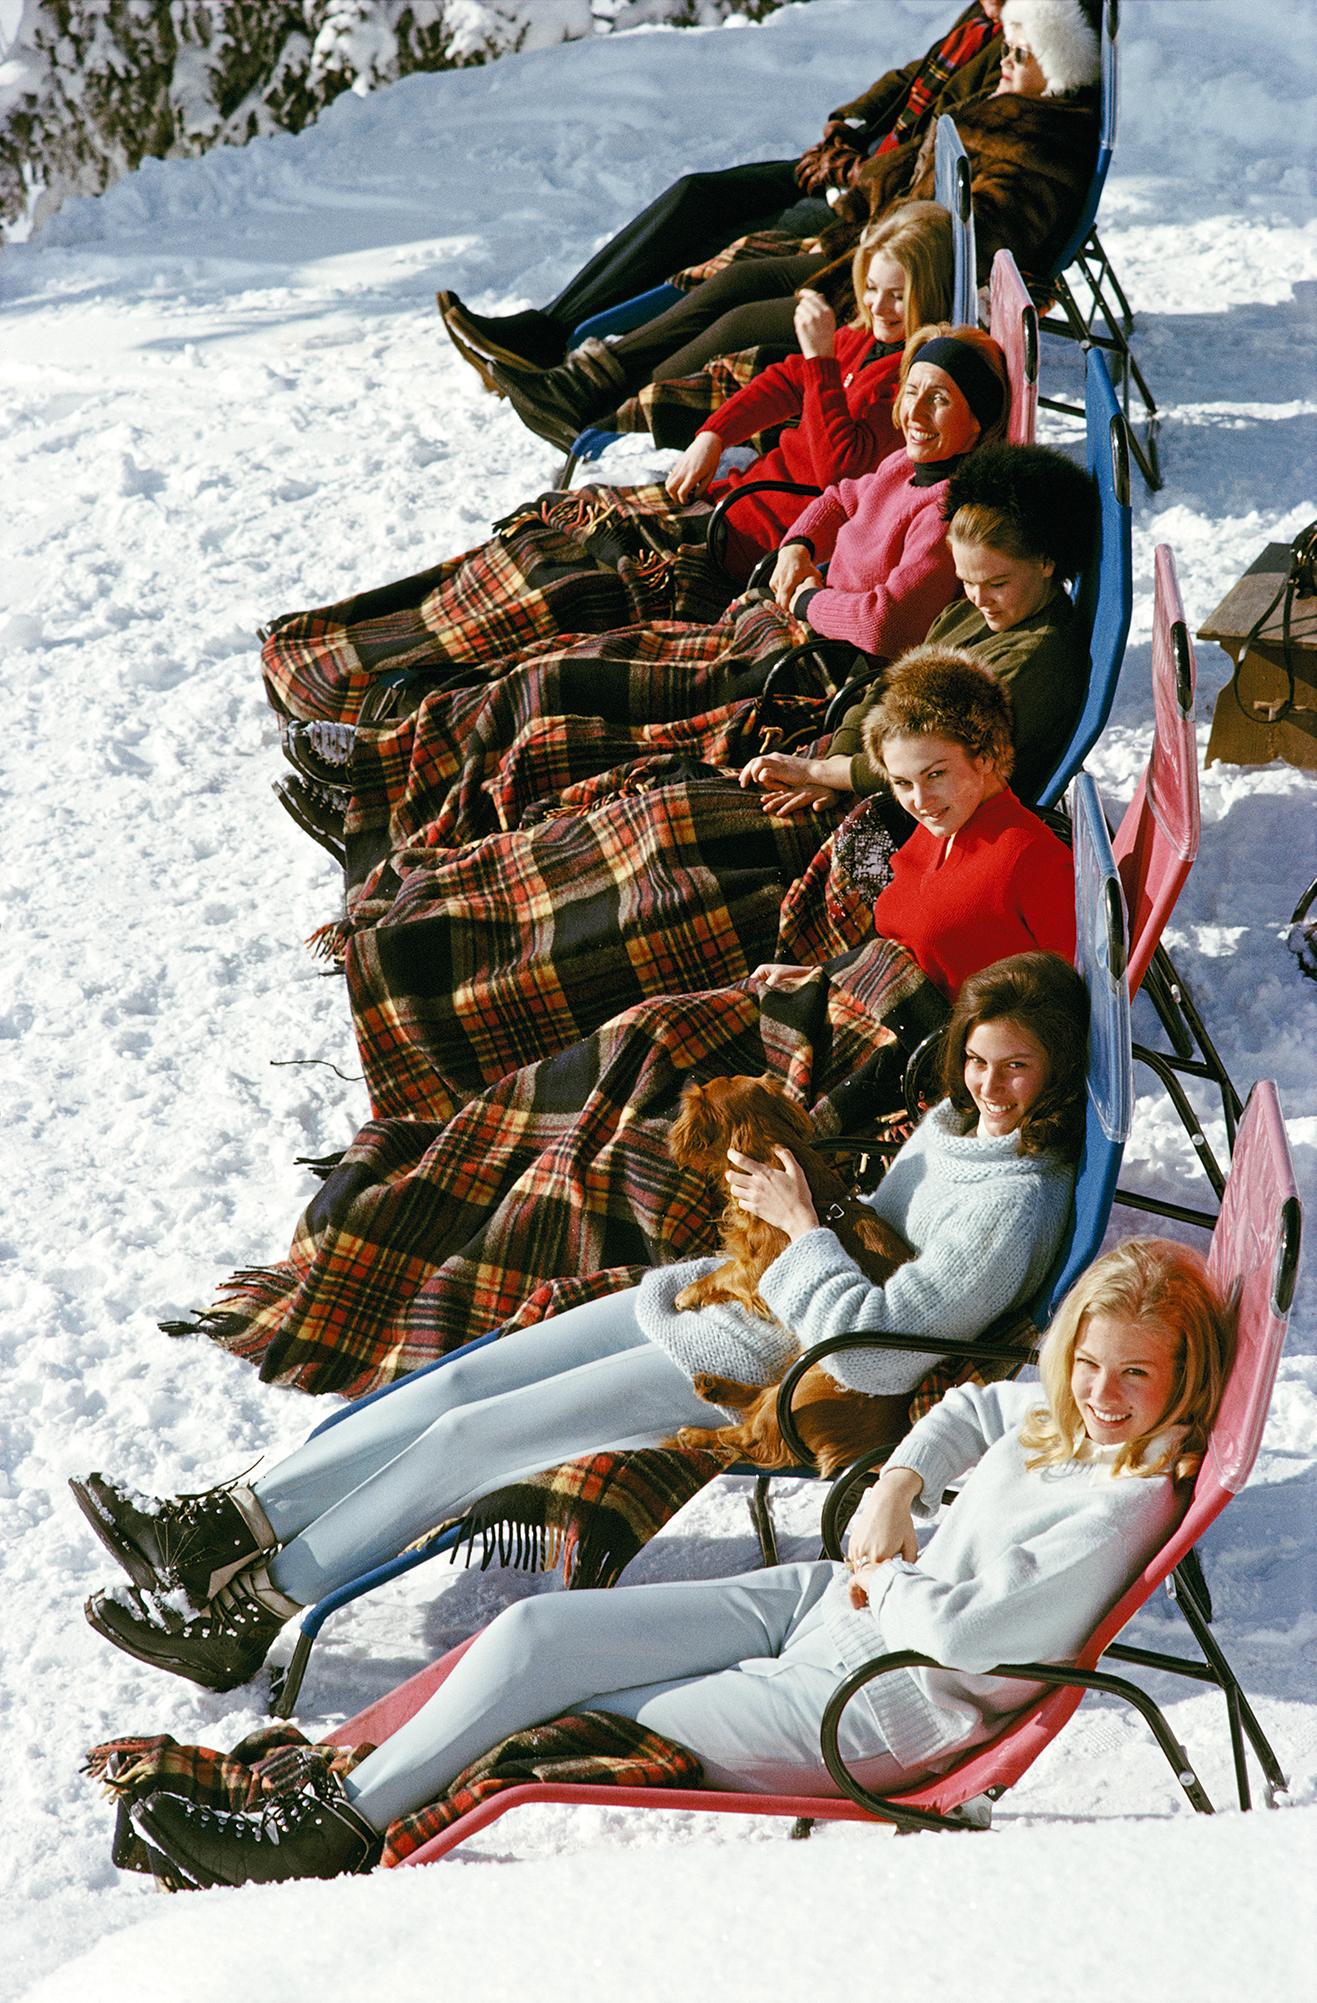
[911,336,1006,432]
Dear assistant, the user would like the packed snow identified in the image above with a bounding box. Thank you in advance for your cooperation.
[0,2,1313,1997]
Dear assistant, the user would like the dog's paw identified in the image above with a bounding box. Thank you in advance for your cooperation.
[692,1372,760,1409]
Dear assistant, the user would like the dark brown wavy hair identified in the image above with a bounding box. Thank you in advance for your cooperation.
[940,950,1089,1161]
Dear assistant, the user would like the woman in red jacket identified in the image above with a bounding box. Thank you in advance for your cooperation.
[262,207,953,736]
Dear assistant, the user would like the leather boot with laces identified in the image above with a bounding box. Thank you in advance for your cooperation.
[84,1563,299,1691]
[131,1768,382,1887]
[280,718,356,789]
[69,1471,275,1606]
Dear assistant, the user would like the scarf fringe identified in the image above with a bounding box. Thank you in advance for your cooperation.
[305,919,351,967]
[293,1151,348,1181]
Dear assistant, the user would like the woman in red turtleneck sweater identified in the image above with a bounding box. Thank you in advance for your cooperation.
[757,643,1074,1004]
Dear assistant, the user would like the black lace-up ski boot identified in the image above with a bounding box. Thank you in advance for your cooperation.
[84,1564,299,1691]
[69,1471,275,1606]
[131,1769,382,1886]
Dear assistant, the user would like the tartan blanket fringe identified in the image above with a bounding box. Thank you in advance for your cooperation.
[446,1445,728,1592]
[88,1710,703,1883]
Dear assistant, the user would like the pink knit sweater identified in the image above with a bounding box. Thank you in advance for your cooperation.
[786,454,960,660]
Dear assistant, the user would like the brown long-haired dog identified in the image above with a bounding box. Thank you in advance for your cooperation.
[663,1074,914,1474]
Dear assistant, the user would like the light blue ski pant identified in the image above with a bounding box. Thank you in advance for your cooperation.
[254,1289,730,1607]
[342,1562,913,1827]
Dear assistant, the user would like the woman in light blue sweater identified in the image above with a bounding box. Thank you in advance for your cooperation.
[123,1235,1233,1885]
[78,953,1086,1696]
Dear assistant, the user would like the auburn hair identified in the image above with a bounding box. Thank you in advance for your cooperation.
[940,950,1089,1161]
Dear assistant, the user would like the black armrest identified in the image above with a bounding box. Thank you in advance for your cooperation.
[761,637,870,700]
[817,1649,1217,1823]
[707,479,821,570]
[773,1327,1038,1477]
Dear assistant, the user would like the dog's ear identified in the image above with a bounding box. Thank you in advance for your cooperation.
[670,1080,723,1170]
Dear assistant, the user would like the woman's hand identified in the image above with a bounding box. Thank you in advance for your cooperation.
[845,1465,923,1576]
[770,543,823,612]
[793,289,837,361]
[724,1145,819,1240]
[664,430,724,504]
[742,750,849,817]
[750,962,816,991]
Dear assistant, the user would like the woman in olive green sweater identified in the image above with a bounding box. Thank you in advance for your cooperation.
[744,442,1096,814]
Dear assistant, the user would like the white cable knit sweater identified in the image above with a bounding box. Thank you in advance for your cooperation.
[635,1099,1074,1395]
[822,1379,1186,1767]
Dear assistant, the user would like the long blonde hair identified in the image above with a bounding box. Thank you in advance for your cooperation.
[850,202,954,341]
[1020,1239,1235,1483]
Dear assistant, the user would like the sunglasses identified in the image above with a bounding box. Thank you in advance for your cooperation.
[1002,42,1036,63]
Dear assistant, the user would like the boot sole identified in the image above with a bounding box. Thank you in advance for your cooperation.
[84,1593,255,1693]
[435,289,559,377]
[69,1478,162,1594]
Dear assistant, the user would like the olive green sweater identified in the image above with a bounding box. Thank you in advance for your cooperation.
[830,590,1089,807]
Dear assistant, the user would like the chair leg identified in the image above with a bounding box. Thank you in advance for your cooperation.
[1168,1564,1289,1808]
[748,1476,780,1568]
[270,1623,317,1720]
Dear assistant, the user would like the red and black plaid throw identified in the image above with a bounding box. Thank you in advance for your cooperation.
[873,11,998,158]
[341,594,819,883]
[606,346,784,449]
[88,1711,703,1884]
[167,933,937,1396]
[261,484,732,727]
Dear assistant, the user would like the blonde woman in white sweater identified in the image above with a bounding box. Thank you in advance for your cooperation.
[122,1235,1233,1885]
[78,953,1086,1696]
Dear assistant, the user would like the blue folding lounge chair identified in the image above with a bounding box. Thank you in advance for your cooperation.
[1033,0,1161,489]
[322,1083,1298,1858]
[933,114,977,329]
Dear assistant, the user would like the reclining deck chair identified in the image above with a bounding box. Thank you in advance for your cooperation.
[267,772,1130,1721]
[934,115,977,329]
[325,1079,1298,1859]
[1107,545,1238,1225]
[555,122,982,487]
[1032,0,1161,489]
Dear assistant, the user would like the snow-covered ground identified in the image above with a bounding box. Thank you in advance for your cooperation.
[1,3,1313,1996]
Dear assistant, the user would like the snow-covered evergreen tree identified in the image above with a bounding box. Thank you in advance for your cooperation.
[0,0,793,240]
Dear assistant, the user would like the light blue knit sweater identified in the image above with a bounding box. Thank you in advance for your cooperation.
[822,1379,1186,1766]
[635,1099,1074,1396]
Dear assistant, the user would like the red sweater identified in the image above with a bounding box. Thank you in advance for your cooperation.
[872,788,1076,999]
[785,453,960,660]
[703,329,904,580]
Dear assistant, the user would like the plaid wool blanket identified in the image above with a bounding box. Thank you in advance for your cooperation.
[168,926,942,1396]
[347,759,842,1122]
[261,484,732,726]
[88,1709,703,1882]
[342,593,819,887]
[604,345,787,451]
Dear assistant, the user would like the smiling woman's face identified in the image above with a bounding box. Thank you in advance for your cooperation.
[898,362,981,463]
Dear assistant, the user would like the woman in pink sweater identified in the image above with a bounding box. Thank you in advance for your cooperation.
[770,326,1010,661]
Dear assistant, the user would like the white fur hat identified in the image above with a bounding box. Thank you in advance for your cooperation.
[1001,1,1101,96]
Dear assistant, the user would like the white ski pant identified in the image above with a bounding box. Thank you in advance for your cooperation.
[255,1289,728,1607]
[342,1562,915,1827]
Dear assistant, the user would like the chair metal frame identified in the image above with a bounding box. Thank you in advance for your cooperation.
[326,1081,1298,1860]
[1032,1,1162,490]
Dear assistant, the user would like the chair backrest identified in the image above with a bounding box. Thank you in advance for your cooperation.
[1034,348,1133,808]
[888,1075,1299,1818]
[933,115,977,325]
[1048,0,1118,278]
[1027,771,1132,1326]
[987,250,1038,445]
[1113,544,1201,994]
